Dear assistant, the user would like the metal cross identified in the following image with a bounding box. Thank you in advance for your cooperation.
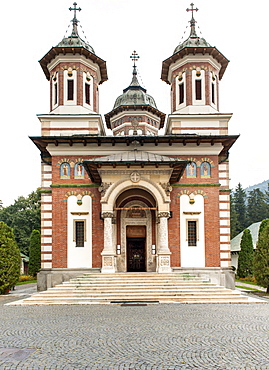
[186,3,198,18]
[130,51,140,67]
[69,2,81,23]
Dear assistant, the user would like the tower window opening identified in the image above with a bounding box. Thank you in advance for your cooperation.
[179,83,184,104]
[212,83,215,104]
[187,220,197,246]
[85,83,90,105]
[67,80,74,101]
[195,80,202,100]
[75,220,85,247]
[54,83,58,105]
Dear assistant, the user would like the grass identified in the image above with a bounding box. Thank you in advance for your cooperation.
[235,284,264,292]
[235,279,259,286]
[16,280,37,285]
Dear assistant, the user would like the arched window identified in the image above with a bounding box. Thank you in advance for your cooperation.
[186,162,197,177]
[201,162,211,177]
[60,162,70,178]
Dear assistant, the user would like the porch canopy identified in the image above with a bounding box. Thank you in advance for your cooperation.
[83,150,189,184]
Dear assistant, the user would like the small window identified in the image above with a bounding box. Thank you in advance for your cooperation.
[188,221,197,246]
[75,221,85,247]
[179,83,184,104]
[195,80,202,100]
[54,83,58,105]
[211,83,215,104]
[67,80,74,101]
[85,83,90,105]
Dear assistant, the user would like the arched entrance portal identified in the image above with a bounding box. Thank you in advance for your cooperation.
[115,189,157,272]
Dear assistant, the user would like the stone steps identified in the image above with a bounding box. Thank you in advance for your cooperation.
[10,272,250,305]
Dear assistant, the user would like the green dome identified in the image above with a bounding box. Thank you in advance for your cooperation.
[113,68,157,109]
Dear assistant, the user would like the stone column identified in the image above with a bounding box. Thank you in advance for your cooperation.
[157,212,172,273]
[101,212,116,273]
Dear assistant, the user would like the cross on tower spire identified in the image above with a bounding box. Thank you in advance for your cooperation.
[186,3,198,37]
[130,50,140,68]
[69,2,81,36]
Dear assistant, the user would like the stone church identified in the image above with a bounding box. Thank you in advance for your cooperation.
[31,3,237,291]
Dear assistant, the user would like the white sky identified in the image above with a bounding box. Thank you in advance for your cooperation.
[1,0,268,206]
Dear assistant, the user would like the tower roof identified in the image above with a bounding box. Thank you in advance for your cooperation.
[161,3,229,83]
[113,51,157,110]
[39,2,107,83]
[105,51,165,129]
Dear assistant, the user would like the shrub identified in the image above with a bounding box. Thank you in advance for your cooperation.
[254,221,269,293]
[0,221,21,294]
[28,230,41,277]
[237,228,254,278]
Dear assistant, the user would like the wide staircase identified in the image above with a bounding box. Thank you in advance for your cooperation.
[12,272,250,305]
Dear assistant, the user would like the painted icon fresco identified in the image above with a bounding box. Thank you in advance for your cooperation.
[186,162,197,177]
[60,162,70,178]
[201,161,211,177]
[75,163,84,178]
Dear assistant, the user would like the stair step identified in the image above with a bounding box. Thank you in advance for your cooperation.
[9,272,251,305]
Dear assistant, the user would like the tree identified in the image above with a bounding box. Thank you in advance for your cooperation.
[247,188,268,226]
[233,183,247,233]
[28,230,41,277]
[253,219,269,293]
[230,193,240,239]
[0,221,21,294]
[237,228,253,278]
[0,190,41,256]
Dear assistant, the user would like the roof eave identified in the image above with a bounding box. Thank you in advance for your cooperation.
[39,46,108,83]
[161,46,229,84]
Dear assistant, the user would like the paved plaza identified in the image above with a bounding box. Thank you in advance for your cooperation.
[0,288,269,370]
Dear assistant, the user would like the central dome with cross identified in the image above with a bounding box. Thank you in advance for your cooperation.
[105,51,165,136]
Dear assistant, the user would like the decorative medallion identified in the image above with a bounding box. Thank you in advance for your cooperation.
[130,171,140,183]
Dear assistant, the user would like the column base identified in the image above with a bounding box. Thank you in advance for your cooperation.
[157,253,172,273]
[101,253,117,273]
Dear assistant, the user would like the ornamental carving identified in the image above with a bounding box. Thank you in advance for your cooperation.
[130,171,141,183]
[103,257,113,267]
[98,182,112,197]
[102,212,114,219]
[160,257,170,266]
[157,212,170,219]
[160,182,172,196]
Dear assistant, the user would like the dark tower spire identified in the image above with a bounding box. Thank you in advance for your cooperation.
[69,2,82,37]
[186,3,199,38]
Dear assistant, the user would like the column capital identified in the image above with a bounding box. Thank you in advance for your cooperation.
[158,212,170,219]
[102,212,114,219]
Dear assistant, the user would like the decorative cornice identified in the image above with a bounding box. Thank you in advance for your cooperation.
[172,183,220,187]
[51,184,99,188]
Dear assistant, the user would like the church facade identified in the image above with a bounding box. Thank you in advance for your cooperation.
[31,3,238,291]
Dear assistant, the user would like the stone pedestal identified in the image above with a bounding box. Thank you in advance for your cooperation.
[157,212,172,273]
[101,212,116,273]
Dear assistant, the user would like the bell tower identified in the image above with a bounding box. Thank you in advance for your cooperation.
[162,3,231,135]
[38,2,108,136]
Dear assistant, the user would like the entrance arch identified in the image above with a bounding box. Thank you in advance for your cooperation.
[116,191,156,272]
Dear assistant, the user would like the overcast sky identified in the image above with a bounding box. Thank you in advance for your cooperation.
[1,0,268,206]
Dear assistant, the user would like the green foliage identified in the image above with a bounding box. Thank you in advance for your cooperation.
[0,190,41,256]
[19,275,36,282]
[237,228,254,278]
[254,221,269,293]
[230,194,240,239]
[247,188,268,226]
[0,221,21,294]
[28,230,41,277]
[232,183,247,235]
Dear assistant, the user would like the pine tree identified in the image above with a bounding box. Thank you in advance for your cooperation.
[237,228,253,278]
[0,221,21,294]
[230,193,240,239]
[233,183,247,233]
[253,219,269,293]
[247,188,268,226]
[28,230,41,277]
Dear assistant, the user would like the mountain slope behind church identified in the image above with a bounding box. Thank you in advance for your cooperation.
[245,180,269,193]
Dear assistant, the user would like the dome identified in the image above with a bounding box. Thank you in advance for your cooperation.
[113,67,157,110]
[57,34,95,54]
[174,35,211,54]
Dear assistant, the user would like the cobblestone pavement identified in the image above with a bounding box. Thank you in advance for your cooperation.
[1,303,269,370]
